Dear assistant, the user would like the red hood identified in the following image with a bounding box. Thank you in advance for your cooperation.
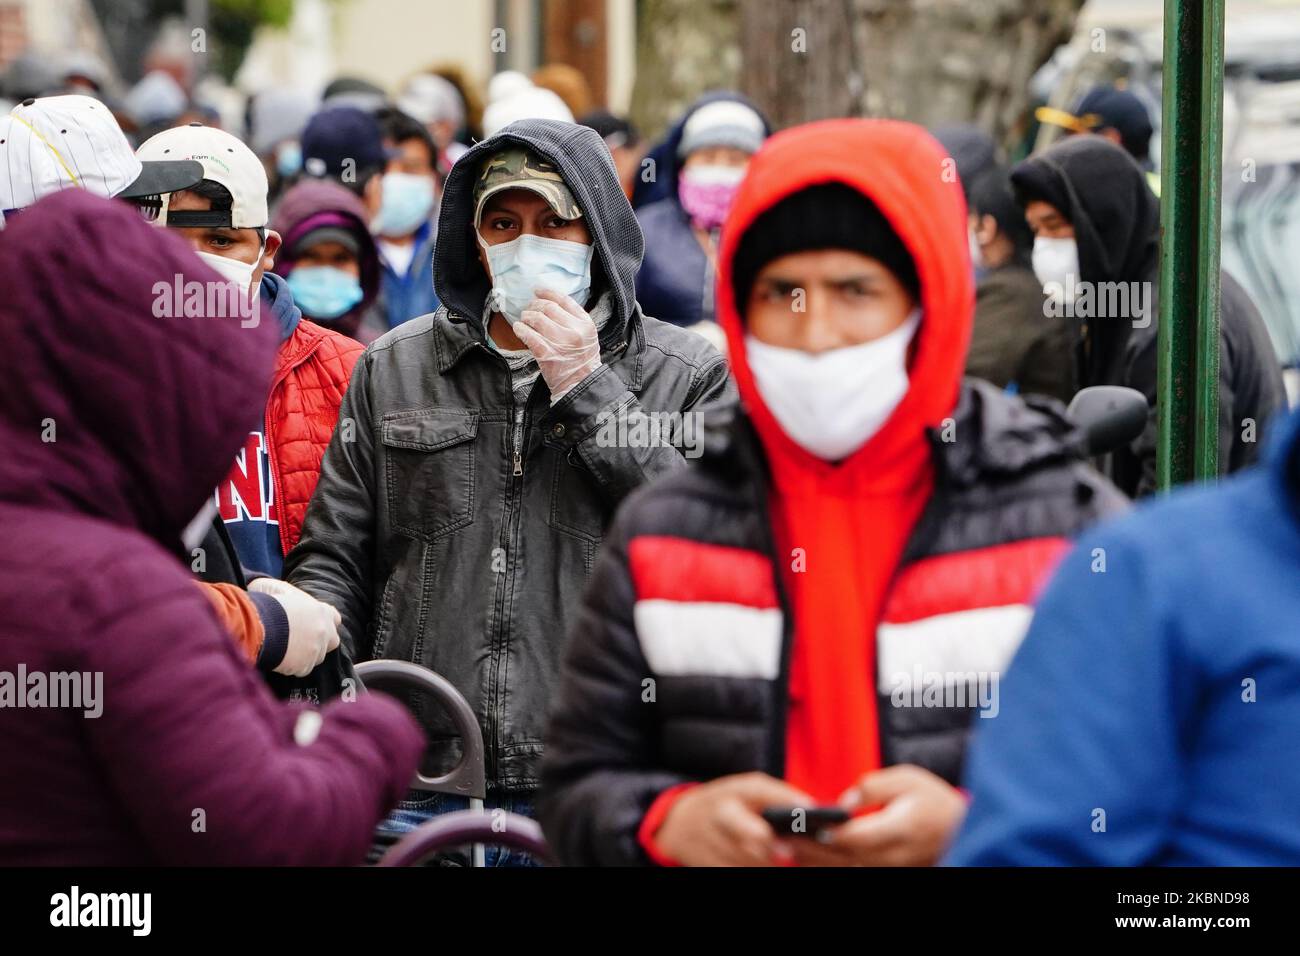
[717,119,973,482]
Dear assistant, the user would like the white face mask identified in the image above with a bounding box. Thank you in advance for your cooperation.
[681,163,747,188]
[1031,236,1080,291]
[196,247,261,301]
[744,309,921,462]
[478,232,594,326]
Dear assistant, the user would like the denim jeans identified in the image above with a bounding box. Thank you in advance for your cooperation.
[371,789,540,867]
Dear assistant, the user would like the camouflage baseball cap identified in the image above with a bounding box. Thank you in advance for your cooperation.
[473,146,583,225]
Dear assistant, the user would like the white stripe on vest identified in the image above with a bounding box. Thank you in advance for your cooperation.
[634,600,783,679]
[876,604,1033,693]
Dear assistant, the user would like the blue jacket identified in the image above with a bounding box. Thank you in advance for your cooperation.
[946,408,1300,865]
[378,221,439,331]
[635,198,711,327]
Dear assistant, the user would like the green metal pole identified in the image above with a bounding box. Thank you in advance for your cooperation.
[1194,2,1226,481]
[1158,0,1226,489]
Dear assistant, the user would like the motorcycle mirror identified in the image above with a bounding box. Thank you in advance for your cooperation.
[1066,385,1149,457]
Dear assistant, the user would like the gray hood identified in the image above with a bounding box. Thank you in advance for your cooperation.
[433,119,644,348]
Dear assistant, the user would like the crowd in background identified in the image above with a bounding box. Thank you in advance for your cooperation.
[1,36,1298,870]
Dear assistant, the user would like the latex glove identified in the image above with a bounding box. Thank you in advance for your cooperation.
[249,578,342,678]
[514,288,602,403]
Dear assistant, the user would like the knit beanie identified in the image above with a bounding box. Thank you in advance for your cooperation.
[678,99,766,159]
[732,182,921,315]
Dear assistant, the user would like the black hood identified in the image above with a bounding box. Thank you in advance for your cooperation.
[930,123,999,196]
[1010,136,1160,286]
[433,119,644,348]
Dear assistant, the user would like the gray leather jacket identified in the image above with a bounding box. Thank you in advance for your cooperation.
[285,119,736,793]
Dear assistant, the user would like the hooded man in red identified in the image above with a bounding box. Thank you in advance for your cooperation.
[538,118,1126,866]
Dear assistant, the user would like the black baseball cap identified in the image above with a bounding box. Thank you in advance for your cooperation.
[1035,85,1154,162]
[300,106,389,182]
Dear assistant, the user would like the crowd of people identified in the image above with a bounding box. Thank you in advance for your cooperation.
[1,53,1297,868]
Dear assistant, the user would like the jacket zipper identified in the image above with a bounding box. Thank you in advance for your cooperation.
[487,363,534,789]
[511,405,525,476]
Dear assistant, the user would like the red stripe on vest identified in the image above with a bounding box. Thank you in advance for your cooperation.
[882,536,1070,624]
[628,536,778,609]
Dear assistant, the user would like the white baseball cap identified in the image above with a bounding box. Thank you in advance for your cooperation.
[397,74,465,127]
[0,95,204,216]
[481,86,574,138]
[136,122,270,228]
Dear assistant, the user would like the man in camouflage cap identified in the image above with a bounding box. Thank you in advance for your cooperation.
[286,121,735,864]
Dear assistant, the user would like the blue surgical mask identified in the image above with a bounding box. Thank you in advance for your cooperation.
[477,233,594,325]
[373,172,436,238]
[287,266,364,320]
[276,141,303,179]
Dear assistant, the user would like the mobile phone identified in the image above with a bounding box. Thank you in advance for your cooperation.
[761,805,850,837]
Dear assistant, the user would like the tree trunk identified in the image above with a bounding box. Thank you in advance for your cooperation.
[735,0,1086,147]
[628,0,741,141]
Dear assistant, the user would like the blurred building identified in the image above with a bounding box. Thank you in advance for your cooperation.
[237,0,635,114]
[0,0,117,90]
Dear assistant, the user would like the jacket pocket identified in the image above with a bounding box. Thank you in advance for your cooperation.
[382,407,478,542]
[548,447,606,544]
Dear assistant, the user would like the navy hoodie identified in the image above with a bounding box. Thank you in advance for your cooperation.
[218,273,301,578]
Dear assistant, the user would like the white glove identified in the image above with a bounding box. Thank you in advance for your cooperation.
[514,288,602,403]
[249,578,342,678]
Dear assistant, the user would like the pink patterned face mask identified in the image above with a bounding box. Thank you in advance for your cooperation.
[677,164,746,231]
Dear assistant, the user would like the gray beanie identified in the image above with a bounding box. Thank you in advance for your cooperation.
[677,99,765,159]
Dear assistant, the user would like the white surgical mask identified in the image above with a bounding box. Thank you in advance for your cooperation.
[681,164,747,189]
[478,232,594,325]
[1031,236,1080,291]
[196,247,261,301]
[744,309,921,462]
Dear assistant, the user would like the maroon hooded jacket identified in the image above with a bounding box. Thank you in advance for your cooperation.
[0,191,423,865]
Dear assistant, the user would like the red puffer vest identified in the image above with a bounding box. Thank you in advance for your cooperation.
[267,319,363,554]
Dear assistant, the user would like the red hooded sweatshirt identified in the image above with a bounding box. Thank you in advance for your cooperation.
[680,120,973,816]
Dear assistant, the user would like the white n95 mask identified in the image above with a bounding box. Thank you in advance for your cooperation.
[478,233,594,325]
[196,248,261,301]
[1031,236,1080,290]
[744,310,921,462]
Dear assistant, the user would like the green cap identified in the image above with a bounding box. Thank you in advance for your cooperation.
[473,146,583,225]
